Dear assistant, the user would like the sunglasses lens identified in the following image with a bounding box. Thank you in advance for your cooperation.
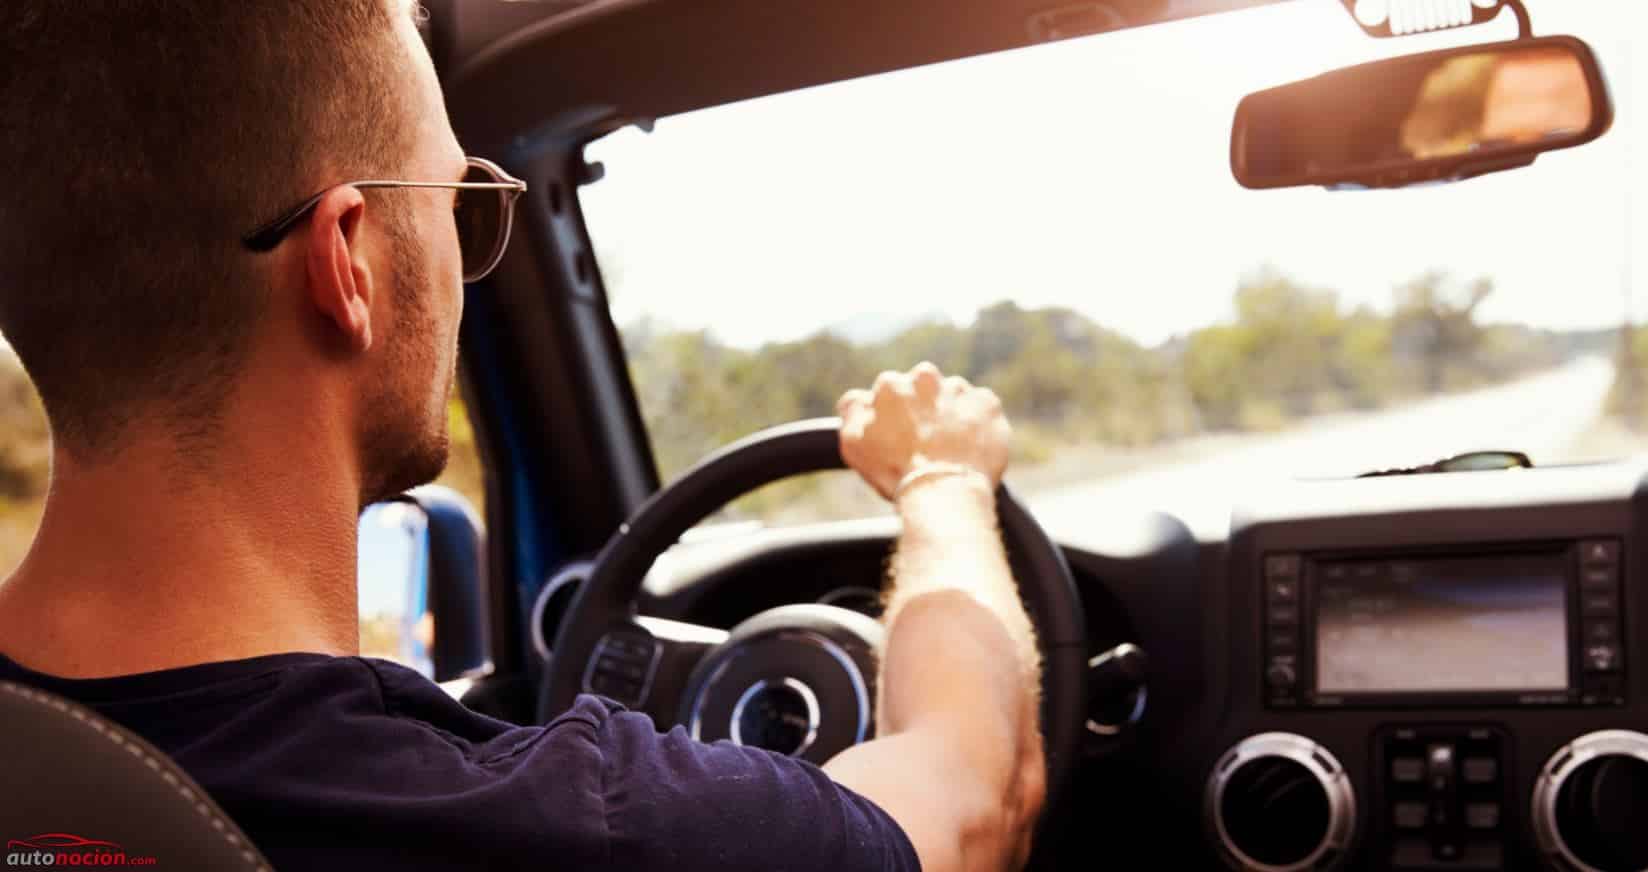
[455,163,506,281]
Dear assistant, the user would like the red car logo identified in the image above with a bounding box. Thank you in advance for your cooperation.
[6,833,123,851]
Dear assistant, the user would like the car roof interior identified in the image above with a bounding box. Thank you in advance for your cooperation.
[426,0,1287,147]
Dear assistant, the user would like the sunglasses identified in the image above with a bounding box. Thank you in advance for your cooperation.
[242,156,528,283]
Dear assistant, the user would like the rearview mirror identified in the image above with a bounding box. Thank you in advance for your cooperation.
[1232,36,1613,190]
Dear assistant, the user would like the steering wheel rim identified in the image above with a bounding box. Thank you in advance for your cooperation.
[541,417,1088,804]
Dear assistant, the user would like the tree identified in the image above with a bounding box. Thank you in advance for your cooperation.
[1391,272,1494,393]
[0,352,49,502]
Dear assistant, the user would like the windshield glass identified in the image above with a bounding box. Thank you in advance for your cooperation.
[580,0,1646,537]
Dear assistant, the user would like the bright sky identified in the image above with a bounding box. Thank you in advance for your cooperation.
[580,0,1647,349]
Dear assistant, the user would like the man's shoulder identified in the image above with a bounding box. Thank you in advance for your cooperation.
[156,659,623,869]
[4,650,918,871]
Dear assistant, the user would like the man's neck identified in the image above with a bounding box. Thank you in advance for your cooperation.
[0,428,362,679]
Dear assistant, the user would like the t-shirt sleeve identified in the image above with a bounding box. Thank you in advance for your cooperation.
[595,701,921,872]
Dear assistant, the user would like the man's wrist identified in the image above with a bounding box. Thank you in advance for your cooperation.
[892,462,994,504]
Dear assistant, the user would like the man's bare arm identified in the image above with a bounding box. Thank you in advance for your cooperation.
[823,363,1044,872]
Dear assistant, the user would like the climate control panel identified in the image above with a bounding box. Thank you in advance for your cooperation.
[1206,728,1648,871]
[1371,725,1512,870]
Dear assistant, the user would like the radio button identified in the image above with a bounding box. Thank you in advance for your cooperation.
[1585,643,1622,673]
[1267,604,1299,625]
[1463,757,1498,785]
[1465,803,1500,831]
[1582,674,1623,704]
[1581,566,1617,589]
[1392,756,1425,783]
[1267,629,1298,652]
[1394,801,1428,830]
[1581,592,1619,618]
[1387,841,1489,871]
[1584,620,1619,644]
[1580,539,1620,566]
[1265,662,1297,690]
[1392,838,1431,868]
[1267,578,1298,603]
[1265,554,1300,579]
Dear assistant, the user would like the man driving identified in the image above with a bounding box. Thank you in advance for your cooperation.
[0,3,1044,871]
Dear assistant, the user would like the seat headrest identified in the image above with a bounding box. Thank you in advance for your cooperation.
[0,681,272,871]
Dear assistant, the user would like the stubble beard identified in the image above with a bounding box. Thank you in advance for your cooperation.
[357,213,455,509]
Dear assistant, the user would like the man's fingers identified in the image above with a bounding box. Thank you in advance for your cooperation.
[839,412,867,440]
[911,362,942,401]
[836,388,871,417]
[873,371,914,415]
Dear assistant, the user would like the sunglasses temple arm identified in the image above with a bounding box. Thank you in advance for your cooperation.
[242,194,326,251]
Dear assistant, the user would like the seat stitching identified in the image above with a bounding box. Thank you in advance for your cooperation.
[1,682,271,872]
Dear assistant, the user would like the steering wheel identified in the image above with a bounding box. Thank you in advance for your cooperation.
[541,418,1088,805]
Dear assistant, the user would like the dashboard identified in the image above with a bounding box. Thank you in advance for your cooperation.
[534,460,1648,872]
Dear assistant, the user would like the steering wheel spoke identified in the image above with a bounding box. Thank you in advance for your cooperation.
[577,617,728,722]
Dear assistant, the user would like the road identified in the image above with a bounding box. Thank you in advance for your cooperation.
[1026,356,1619,540]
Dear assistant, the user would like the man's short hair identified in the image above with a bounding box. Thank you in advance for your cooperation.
[0,1,421,458]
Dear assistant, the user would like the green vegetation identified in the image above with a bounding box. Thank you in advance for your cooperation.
[625,269,1567,522]
[0,351,48,575]
[1605,328,1648,428]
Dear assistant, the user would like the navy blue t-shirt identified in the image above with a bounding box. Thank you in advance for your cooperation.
[0,652,919,871]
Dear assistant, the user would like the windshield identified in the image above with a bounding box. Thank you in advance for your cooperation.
[580,0,1646,538]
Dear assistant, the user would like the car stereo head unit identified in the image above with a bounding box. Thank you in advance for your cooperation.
[1262,540,1625,709]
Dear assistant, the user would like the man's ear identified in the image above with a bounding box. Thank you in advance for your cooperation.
[304,186,374,353]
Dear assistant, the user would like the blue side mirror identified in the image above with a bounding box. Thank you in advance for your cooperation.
[358,485,492,684]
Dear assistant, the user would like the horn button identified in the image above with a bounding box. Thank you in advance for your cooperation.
[681,604,882,765]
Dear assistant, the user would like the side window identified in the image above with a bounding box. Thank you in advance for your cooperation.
[0,348,48,578]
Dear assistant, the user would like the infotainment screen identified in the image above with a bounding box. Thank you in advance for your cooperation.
[1314,553,1570,694]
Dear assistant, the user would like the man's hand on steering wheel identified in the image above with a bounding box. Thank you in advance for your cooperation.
[827,362,1046,872]
[544,361,1084,872]
[835,362,1011,500]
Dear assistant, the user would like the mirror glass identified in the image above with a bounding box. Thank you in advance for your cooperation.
[357,501,435,677]
[1233,37,1607,189]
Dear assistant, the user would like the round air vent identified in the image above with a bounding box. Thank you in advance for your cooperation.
[1532,730,1648,872]
[531,561,595,663]
[1206,733,1356,871]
